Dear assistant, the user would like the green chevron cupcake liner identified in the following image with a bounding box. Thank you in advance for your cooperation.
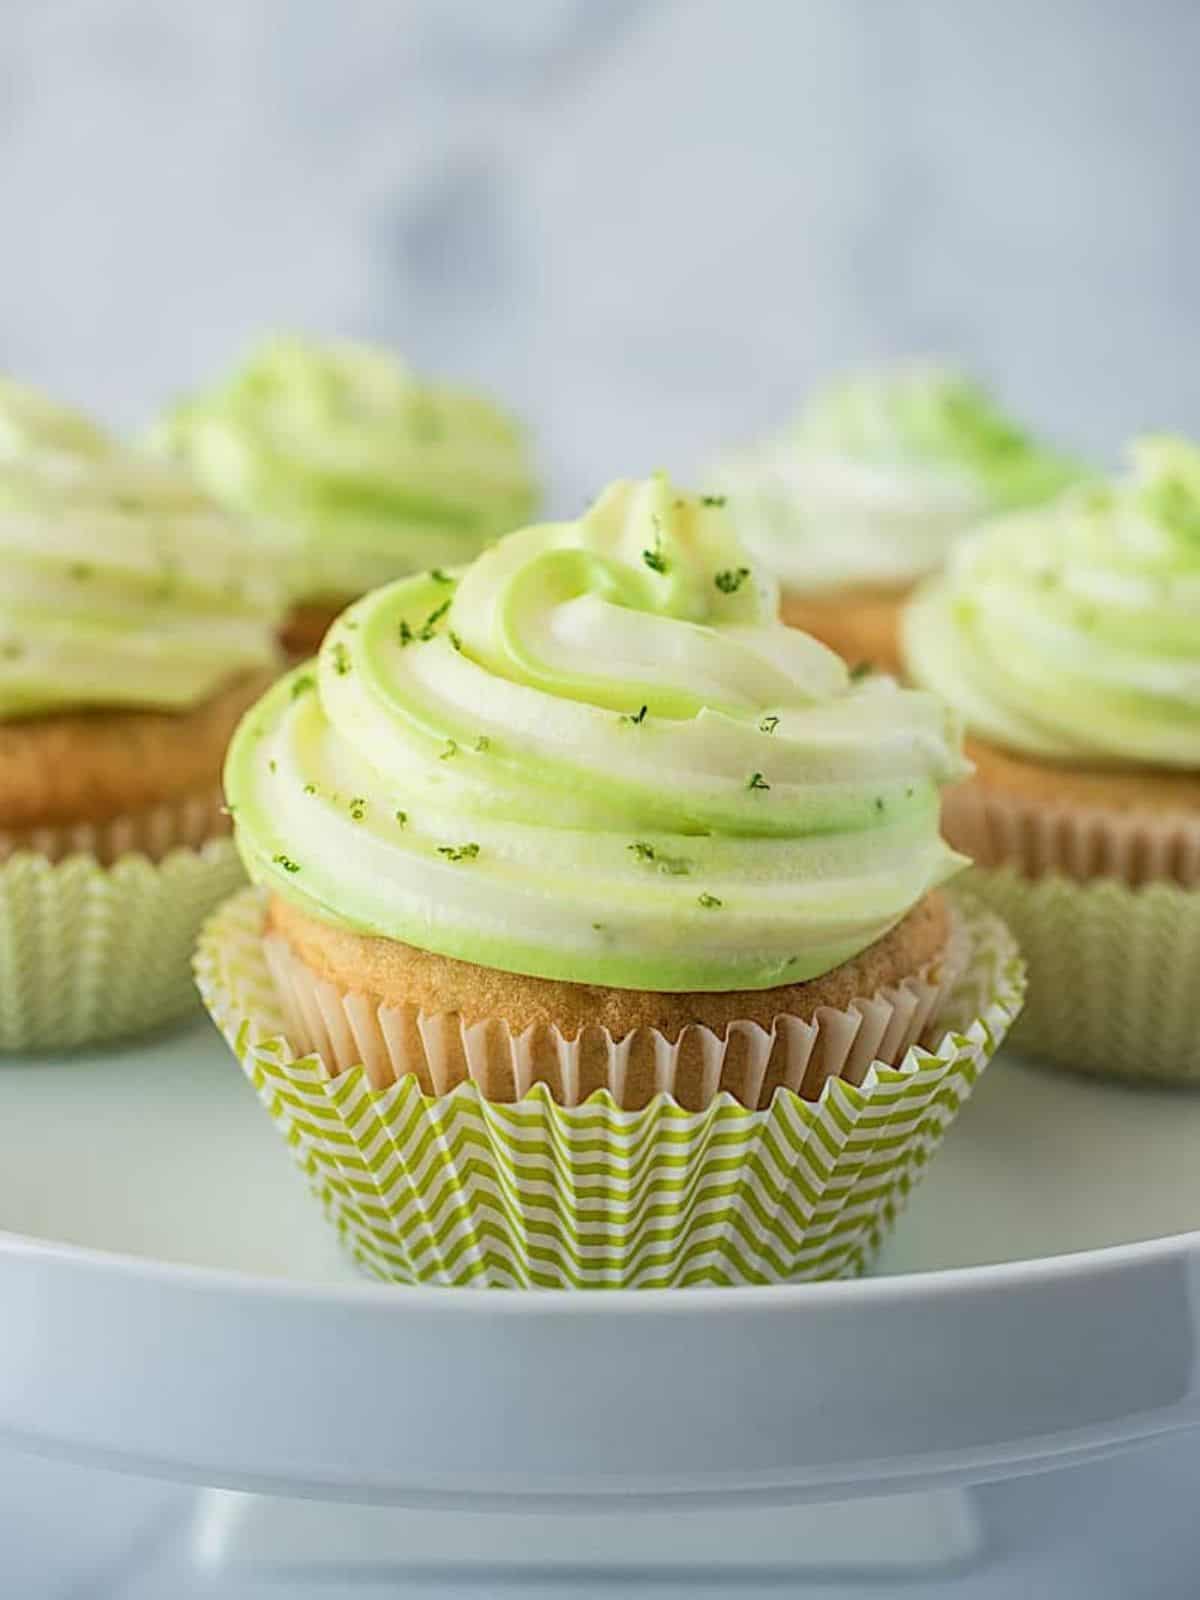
[196,887,1023,1288]
[1,835,245,1052]
[959,864,1200,1084]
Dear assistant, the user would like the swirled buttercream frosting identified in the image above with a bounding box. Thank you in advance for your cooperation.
[712,364,1085,595]
[148,335,540,603]
[903,436,1200,769]
[226,476,968,991]
[0,377,284,719]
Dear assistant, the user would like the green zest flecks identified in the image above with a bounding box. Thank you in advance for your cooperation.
[709,363,1087,596]
[146,335,540,603]
[225,475,968,991]
[903,436,1200,769]
[0,378,284,719]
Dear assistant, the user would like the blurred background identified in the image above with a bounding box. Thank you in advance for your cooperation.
[2,0,1198,512]
[1,5,1199,1590]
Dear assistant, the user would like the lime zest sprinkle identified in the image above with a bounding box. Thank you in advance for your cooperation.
[290,673,316,699]
[419,599,452,640]
[273,853,301,874]
[714,566,749,594]
[642,519,669,575]
[747,771,770,791]
[698,892,723,909]
[848,661,874,682]
[619,704,649,726]
[701,494,727,507]
[394,809,407,826]
[437,842,480,862]
[331,641,351,676]
[349,797,367,821]
[759,714,780,735]
[439,738,459,760]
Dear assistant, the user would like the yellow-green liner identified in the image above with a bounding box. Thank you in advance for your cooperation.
[960,865,1200,1085]
[196,887,1024,1289]
[1,840,245,1051]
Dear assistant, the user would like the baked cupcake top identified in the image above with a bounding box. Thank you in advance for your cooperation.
[0,377,284,720]
[903,436,1200,770]
[226,476,967,991]
[711,364,1084,597]
[148,335,540,604]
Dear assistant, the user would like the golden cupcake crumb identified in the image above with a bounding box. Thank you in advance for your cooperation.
[963,736,1200,817]
[780,583,910,676]
[266,888,948,1041]
[0,668,276,833]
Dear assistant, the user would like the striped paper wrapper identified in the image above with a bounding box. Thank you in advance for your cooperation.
[1,835,245,1052]
[195,887,1024,1289]
[959,865,1200,1084]
[0,788,228,868]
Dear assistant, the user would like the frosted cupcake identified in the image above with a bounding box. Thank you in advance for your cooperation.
[148,335,540,655]
[903,437,1200,1082]
[0,378,285,1049]
[711,364,1084,672]
[199,476,1024,1287]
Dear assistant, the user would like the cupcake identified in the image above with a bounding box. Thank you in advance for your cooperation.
[0,378,285,1049]
[710,363,1085,672]
[148,335,540,656]
[903,436,1200,1082]
[199,476,1024,1287]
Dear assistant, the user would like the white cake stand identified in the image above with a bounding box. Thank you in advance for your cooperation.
[1,1016,1198,1591]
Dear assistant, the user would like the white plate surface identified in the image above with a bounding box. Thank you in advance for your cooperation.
[1,1018,1199,1504]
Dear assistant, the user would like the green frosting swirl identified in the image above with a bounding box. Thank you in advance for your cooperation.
[148,336,540,603]
[0,378,284,719]
[903,436,1200,769]
[713,365,1086,594]
[227,476,967,992]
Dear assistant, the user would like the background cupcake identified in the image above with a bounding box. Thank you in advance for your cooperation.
[200,476,1023,1287]
[148,335,540,655]
[711,363,1085,672]
[0,377,285,1049]
[903,436,1200,1082]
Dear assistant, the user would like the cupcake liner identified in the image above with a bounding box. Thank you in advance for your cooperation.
[942,779,1200,889]
[0,788,228,868]
[258,916,966,1109]
[196,888,1024,1288]
[957,864,1200,1084]
[0,830,245,1052]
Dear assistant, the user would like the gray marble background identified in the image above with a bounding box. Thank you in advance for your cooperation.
[1,0,1196,510]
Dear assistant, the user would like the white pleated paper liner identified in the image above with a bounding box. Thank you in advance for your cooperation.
[258,911,966,1105]
[195,887,1024,1289]
[0,837,245,1052]
[958,865,1200,1084]
[0,788,227,868]
[942,778,1200,889]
